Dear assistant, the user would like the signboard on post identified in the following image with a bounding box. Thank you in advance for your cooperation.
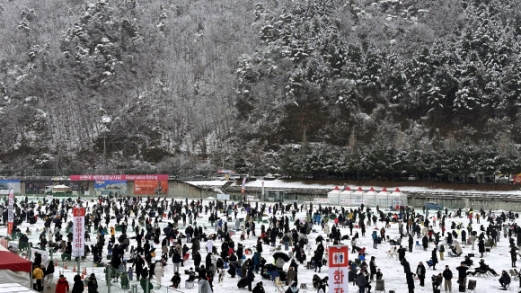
[328,245,349,293]
[72,207,86,257]
[7,188,14,236]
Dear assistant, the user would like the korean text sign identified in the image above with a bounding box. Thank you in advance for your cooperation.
[328,245,349,293]
[72,207,86,257]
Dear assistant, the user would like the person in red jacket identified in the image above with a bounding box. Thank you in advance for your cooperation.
[55,275,69,293]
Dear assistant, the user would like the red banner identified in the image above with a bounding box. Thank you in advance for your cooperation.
[134,180,168,195]
[72,207,85,257]
[70,174,169,181]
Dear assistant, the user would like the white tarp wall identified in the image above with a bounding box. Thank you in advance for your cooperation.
[339,188,352,205]
[377,189,390,207]
[389,188,407,207]
[327,186,342,205]
[0,283,38,293]
[351,187,364,205]
[0,271,31,289]
[364,187,377,206]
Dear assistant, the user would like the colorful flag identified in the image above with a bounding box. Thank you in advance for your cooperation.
[7,188,14,236]
[241,177,246,194]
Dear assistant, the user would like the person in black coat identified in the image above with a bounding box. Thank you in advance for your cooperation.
[406,271,415,293]
[72,275,84,293]
[408,235,414,252]
[133,257,144,281]
[461,229,467,244]
[252,281,265,293]
[422,235,429,251]
[510,246,518,267]
[416,262,426,286]
[247,262,255,291]
[398,246,407,261]
[193,251,202,267]
[171,272,181,288]
[455,262,468,284]
[478,239,485,258]
[402,258,411,274]
[499,270,511,289]
[369,256,377,281]
[431,247,438,270]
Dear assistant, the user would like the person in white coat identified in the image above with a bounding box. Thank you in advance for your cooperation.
[323,224,330,235]
[206,239,213,253]
[154,262,163,285]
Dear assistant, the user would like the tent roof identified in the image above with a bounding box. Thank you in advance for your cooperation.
[0,283,38,293]
[0,244,32,272]
[333,186,340,190]
[344,186,351,191]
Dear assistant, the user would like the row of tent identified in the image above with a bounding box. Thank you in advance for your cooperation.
[325,186,407,207]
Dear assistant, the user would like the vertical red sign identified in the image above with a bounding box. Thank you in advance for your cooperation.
[328,245,349,293]
[72,207,86,257]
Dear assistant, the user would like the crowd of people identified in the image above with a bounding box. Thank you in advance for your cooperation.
[7,194,521,293]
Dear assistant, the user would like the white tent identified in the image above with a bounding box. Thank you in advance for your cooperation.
[389,188,407,208]
[377,187,390,207]
[327,186,342,204]
[0,244,32,288]
[0,283,38,293]
[352,187,364,205]
[364,187,377,206]
[339,186,352,205]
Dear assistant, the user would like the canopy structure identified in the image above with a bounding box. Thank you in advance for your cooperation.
[327,186,342,204]
[389,188,407,208]
[0,244,32,288]
[351,187,364,205]
[0,283,38,293]
[364,187,377,206]
[339,186,352,204]
[377,187,390,207]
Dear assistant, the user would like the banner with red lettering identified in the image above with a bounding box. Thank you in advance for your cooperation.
[7,188,14,236]
[134,180,168,195]
[70,174,169,181]
[328,245,349,293]
[72,207,85,257]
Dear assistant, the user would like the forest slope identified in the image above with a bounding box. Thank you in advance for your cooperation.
[0,0,520,179]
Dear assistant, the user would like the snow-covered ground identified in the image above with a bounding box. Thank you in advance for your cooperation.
[4,195,521,293]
